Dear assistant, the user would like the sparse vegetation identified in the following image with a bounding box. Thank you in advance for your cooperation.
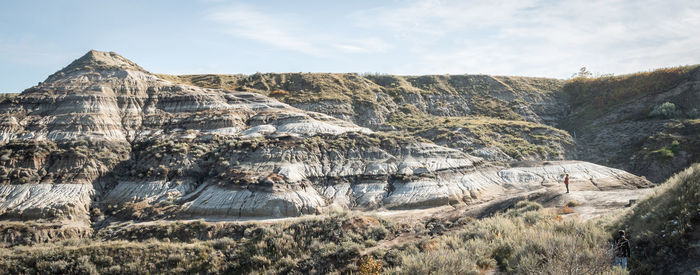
[0,93,19,102]
[1,50,698,275]
[559,65,699,181]
[638,120,699,165]
[387,112,573,160]
[0,212,400,274]
[389,201,612,274]
[559,205,575,214]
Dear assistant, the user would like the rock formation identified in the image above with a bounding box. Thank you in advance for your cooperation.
[0,51,653,244]
[164,67,700,181]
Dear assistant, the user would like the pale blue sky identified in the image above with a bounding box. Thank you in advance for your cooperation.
[1,0,699,93]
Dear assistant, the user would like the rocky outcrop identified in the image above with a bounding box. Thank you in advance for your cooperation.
[0,51,369,224]
[165,66,700,181]
[0,51,653,245]
[163,73,574,161]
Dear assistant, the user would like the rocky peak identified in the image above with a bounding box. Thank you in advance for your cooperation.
[45,50,147,81]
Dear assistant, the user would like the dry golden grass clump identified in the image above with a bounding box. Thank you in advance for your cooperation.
[559,205,575,214]
[269,90,290,97]
[358,255,382,275]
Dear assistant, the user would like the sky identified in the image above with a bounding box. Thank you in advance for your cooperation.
[1,0,699,93]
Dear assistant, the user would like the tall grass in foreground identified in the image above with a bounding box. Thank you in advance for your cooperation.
[389,201,615,274]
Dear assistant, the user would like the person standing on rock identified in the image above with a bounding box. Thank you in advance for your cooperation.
[613,230,631,270]
[564,174,570,193]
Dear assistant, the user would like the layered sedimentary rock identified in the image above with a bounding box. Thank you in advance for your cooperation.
[165,67,700,181]
[0,51,650,233]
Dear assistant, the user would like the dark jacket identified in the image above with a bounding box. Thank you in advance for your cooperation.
[614,236,630,257]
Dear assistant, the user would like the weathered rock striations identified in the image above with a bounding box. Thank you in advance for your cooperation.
[0,51,651,244]
[165,67,700,181]
[0,51,368,224]
[162,73,574,162]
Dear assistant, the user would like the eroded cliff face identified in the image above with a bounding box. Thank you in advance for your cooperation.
[164,66,700,181]
[161,73,574,162]
[0,51,373,232]
[0,51,652,244]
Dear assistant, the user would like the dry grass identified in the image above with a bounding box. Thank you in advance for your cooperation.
[389,201,614,274]
[564,65,698,110]
[0,212,398,274]
[0,93,19,101]
[560,205,575,214]
[155,74,245,91]
[358,255,383,275]
[159,73,565,121]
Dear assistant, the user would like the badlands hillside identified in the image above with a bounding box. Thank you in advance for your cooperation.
[0,50,697,274]
[160,65,699,182]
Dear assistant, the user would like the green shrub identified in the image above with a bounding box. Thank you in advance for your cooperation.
[688,108,699,118]
[651,148,674,159]
[649,102,679,118]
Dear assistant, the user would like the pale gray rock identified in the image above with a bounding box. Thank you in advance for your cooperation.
[0,184,93,221]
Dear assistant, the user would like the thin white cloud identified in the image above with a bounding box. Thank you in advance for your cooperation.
[208,4,324,56]
[353,0,700,77]
[333,37,391,53]
[206,3,392,56]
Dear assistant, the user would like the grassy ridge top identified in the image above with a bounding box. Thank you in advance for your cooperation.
[564,65,699,111]
[157,73,564,104]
